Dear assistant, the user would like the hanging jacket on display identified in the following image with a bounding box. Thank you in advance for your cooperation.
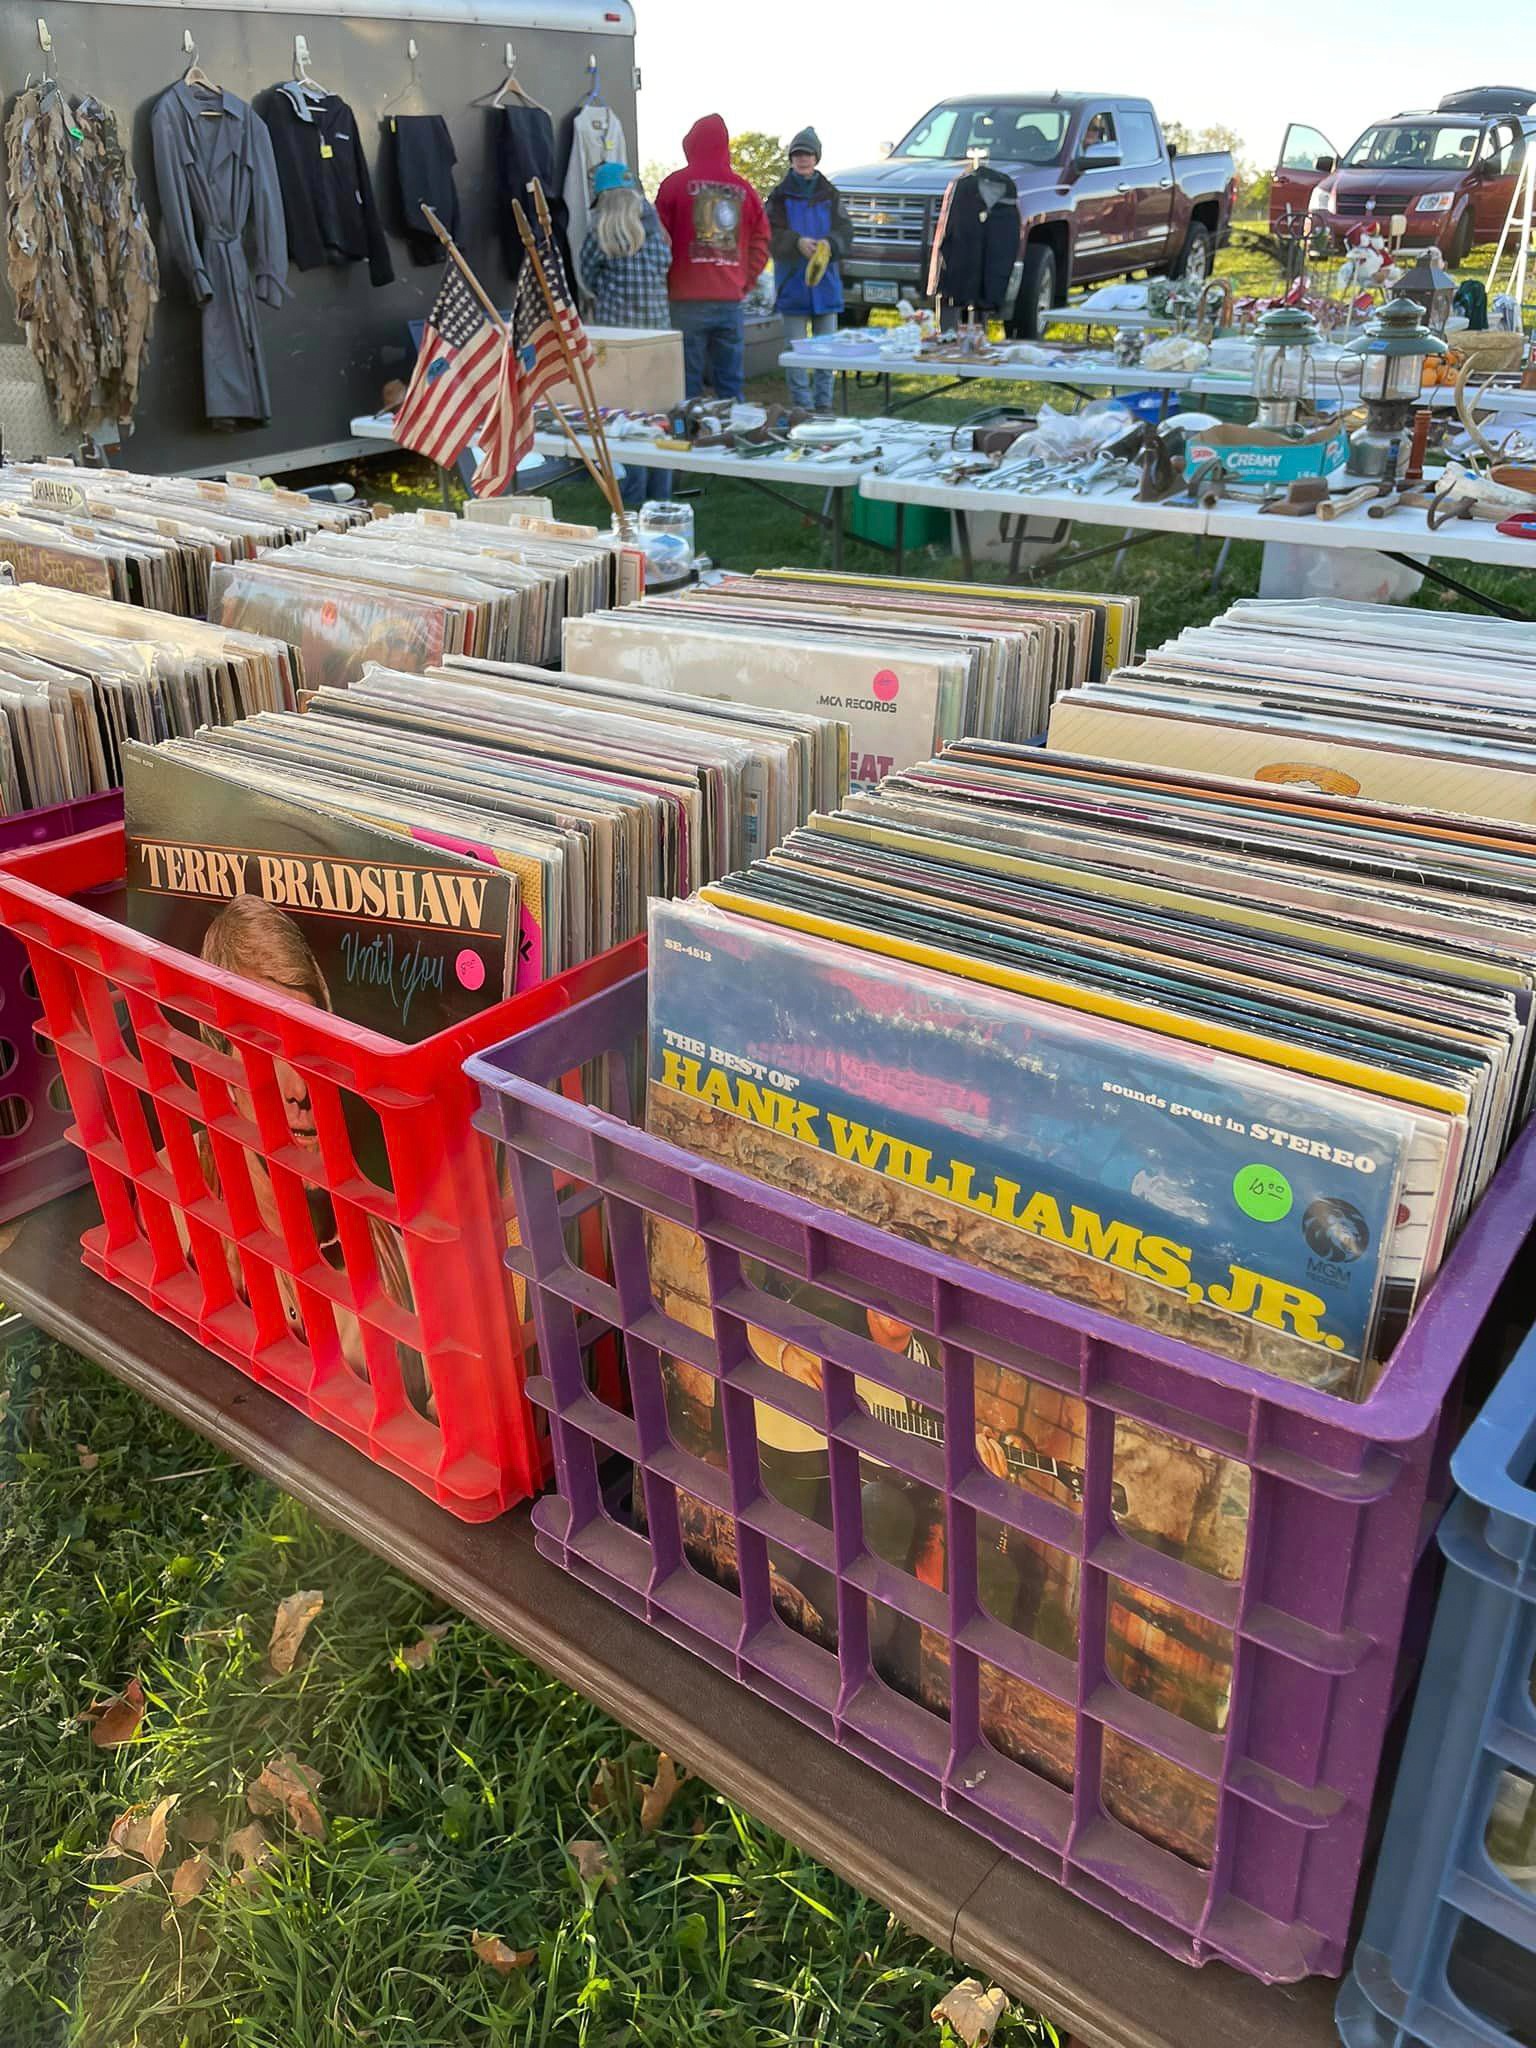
[261,84,393,286]
[380,114,459,263]
[150,80,288,428]
[563,101,628,294]
[493,101,570,279]
[928,166,1019,312]
[4,85,158,429]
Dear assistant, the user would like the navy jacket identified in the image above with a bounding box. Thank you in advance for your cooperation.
[766,170,851,316]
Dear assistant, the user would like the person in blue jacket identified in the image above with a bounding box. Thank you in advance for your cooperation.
[766,128,852,412]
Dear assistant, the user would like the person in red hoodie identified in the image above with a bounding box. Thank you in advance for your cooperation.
[655,114,771,401]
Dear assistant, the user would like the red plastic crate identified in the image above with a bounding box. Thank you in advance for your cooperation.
[0,792,123,1225]
[0,824,642,1518]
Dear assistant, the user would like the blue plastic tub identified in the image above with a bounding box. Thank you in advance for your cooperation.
[1337,1329,1536,2047]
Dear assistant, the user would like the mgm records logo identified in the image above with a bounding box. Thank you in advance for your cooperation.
[1302,1196,1371,1284]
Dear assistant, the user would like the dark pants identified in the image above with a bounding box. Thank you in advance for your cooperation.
[672,298,746,400]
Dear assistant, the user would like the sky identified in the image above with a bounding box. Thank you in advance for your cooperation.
[629,0,1536,176]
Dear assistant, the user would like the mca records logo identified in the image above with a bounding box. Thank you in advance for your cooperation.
[1302,1197,1370,1264]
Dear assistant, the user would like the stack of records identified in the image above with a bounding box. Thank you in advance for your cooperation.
[1047,597,1536,824]
[0,465,365,612]
[641,626,1536,1864]
[0,584,296,811]
[125,660,846,1011]
[120,664,848,1419]
[564,572,1138,791]
[210,511,641,687]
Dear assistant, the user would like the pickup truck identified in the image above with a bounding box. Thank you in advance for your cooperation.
[1271,86,1536,263]
[830,93,1237,337]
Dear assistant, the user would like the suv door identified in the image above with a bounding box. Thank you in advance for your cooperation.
[1272,122,1337,229]
[1072,107,1133,278]
[1473,119,1523,240]
[1119,106,1175,262]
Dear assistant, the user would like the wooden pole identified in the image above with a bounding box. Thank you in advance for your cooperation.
[525,181,629,524]
[418,203,614,503]
[511,201,625,523]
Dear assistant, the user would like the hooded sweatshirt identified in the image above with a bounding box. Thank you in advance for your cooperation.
[655,115,771,302]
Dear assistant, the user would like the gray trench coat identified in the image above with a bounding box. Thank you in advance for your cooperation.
[150,82,288,427]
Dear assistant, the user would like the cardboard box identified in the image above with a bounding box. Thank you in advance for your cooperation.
[546,327,683,413]
[1185,417,1351,487]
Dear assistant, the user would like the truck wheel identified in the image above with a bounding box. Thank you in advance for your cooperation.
[1015,244,1058,339]
[841,305,872,328]
[1441,214,1474,268]
[1171,224,1213,282]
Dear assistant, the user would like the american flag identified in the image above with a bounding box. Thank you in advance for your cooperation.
[471,225,594,498]
[392,267,507,470]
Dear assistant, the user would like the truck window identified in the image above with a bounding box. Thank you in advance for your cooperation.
[894,102,1070,163]
[901,106,961,158]
[1281,125,1334,170]
[1343,122,1483,170]
[1480,120,1522,172]
[1117,108,1161,165]
[1084,110,1118,148]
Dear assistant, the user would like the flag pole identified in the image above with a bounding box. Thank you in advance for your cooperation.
[510,196,628,530]
[525,181,628,523]
[418,203,614,502]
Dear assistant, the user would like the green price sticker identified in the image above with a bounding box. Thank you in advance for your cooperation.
[1233,1164,1293,1223]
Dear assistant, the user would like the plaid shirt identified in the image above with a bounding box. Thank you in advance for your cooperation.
[578,201,672,329]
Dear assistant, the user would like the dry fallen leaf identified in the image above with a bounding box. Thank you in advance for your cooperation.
[247,1754,325,1841]
[176,1801,221,1846]
[267,1590,324,1675]
[86,1678,144,1748]
[567,1840,616,1890]
[588,1758,633,1815]
[76,1444,99,1472]
[224,1820,274,1885]
[400,1622,451,1670]
[471,1932,537,1974]
[932,1978,1010,2047]
[640,1753,689,1834]
[169,1854,211,1905]
[103,1870,156,1900]
[105,1795,178,1868]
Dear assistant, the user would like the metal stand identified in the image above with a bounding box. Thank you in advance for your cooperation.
[1486,149,1536,316]
[1382,550,1533,620]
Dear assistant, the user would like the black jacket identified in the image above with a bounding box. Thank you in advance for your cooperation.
[261,85,393,286]
[928,167,1018,311]
[380,113,459,264]
[493,102,570,281]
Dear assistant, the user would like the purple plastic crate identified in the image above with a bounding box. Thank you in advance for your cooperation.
[0,792,123,1224]
[467,970,1536,1983]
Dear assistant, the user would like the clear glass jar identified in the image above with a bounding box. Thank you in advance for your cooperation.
[636,499,694,576]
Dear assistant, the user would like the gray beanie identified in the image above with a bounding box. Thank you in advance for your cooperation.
[789,127,822,160]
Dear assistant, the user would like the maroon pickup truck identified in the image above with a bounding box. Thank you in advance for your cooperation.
[1270,86,1536,262]
[831,92,1237,337]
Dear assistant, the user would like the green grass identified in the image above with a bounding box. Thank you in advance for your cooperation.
[0,1328,1061,2048]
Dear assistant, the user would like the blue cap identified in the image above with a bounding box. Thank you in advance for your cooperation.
[593,161,633,195]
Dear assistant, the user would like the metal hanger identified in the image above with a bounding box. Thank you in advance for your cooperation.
[582,53,605,107]
[382,38,429,118]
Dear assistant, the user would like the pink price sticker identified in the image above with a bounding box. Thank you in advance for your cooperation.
[455,948,487,992]
[872,669,899,702]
